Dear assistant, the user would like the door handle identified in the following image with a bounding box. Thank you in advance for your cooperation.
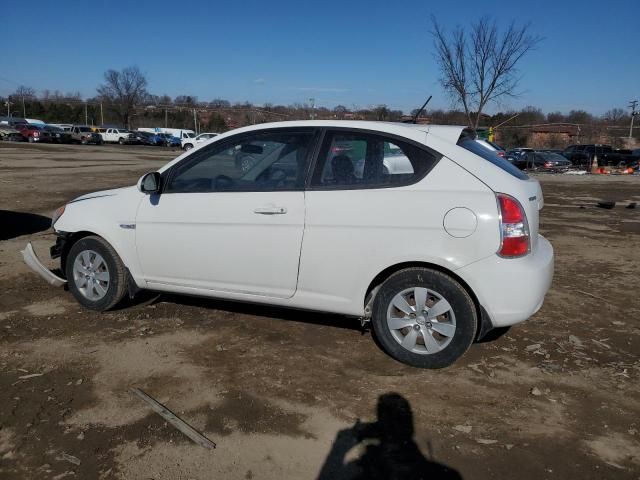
[254,206,287,215]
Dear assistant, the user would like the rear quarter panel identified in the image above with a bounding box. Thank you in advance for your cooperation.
[297,157,500,316]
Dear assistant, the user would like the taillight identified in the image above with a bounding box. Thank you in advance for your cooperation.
[497,193,529,257]
[33,131,39,137]
[497,151,505,157]
[544,161,553,168]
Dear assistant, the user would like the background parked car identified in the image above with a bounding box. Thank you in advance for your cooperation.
[602,148,640,168]
[140,131,166,146]
[130,131,155,146]
[182,132,219,150]
[562,144,613,167]
[505,147,534,163]
[70,126,103,145]
[0,125,23,142]
[158,132,181,147]
[101,128,135,144]
[49,123,73,131]
[16,124,51,143]
[513,151,572,171]
[43,125,73,144]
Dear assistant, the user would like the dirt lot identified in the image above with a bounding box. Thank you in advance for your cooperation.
[1,142,639,480]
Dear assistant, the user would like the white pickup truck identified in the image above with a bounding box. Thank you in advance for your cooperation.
[101,128,134,144]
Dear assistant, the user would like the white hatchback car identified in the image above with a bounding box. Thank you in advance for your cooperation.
[23,120,554,368]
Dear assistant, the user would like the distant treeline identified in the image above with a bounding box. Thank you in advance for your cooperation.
[1,93,636,148]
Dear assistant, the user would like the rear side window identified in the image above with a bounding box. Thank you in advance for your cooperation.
[310,131,439,188]
[458,137,528,180]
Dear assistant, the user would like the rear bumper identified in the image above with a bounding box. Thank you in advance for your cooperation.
[457,235,554,328]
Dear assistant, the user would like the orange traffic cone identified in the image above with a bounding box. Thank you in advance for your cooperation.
[591,155,599,174]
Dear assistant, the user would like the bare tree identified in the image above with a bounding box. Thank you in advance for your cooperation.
[373,104,390,121]
[431,16,541,129]
[97,66,148,128]
[174,95,197,105]
[603,108,628,125]
[12,85,36,117]
[333,105,348,119]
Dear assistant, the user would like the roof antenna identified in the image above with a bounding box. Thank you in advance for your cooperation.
[409,95,432,124]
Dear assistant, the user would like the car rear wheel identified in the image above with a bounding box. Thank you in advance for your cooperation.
[28,137,34,143]
[371,267,477,368]
[66,236,128,311]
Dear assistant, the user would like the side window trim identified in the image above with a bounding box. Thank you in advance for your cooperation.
[306,127,442,191]
[161,127,322,194]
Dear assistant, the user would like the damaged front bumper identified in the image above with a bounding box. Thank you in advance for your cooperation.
[21,242,67,287]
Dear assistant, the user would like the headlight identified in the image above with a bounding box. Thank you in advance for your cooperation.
[51,205,66,227]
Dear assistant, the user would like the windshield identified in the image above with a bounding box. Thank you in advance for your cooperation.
[187,132,195,138]
[458,134,528,180]
[78,127,92,132]
[538,152,567,162]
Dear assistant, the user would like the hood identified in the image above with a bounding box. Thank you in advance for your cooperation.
[70,186,135,204]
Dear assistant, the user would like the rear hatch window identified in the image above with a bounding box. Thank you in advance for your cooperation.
[457,130,528,180]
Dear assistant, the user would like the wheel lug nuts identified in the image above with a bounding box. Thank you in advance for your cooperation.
[413,324,420,330]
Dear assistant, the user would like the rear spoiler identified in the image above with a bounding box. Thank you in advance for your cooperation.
[424,125,468,145]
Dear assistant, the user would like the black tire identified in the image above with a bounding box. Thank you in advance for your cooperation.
[65,236,128,311]
[371,268,477,369]
[81,137,88,145]
[184,143,193,151]
[28,136,34,143]
[118,137,125,145]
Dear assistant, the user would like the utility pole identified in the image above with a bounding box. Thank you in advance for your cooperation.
[21,95,26,118]
[193,108,197,134]
[309,98,315,119]
[629,100,638,139]
[164,108,168,128]
[4,100,12,117]
[84,102,88,125]
[100,103,104,126]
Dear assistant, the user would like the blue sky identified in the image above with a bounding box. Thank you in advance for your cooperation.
[2,0,638,114]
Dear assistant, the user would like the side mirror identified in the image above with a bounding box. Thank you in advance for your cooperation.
[137,172,161,194]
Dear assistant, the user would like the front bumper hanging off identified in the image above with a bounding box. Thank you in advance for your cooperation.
[21,242,67,287]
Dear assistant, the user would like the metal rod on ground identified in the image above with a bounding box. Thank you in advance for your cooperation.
[129,387,216,449]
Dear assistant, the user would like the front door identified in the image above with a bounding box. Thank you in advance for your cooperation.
[135,128,317,298]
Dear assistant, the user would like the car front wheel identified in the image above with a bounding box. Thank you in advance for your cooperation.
[371,268,477,369]
[65,236,129,311]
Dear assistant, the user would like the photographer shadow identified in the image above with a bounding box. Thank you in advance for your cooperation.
[317,393,462,480]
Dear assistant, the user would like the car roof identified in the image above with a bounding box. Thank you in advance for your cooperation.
[221,120,466,145]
